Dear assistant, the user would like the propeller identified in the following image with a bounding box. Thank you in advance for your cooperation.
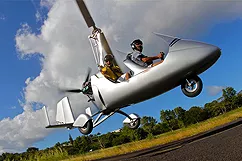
[83,67,91,85]
[63,89,83,93]
[61,67,92,94]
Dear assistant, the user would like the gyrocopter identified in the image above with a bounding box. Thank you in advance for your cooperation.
[43,0,221,135]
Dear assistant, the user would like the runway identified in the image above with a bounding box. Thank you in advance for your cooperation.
[96,118,242,161]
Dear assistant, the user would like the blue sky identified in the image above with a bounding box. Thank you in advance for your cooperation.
[0,1,41,119]
[1,0,242,153]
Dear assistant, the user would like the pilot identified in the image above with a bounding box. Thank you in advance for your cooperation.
[100,55,129,82]
[129,39,165,67]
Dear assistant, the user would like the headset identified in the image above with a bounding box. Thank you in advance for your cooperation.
[130,39,143,51]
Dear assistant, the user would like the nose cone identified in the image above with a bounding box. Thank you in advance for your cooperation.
[169,39,221,75]
[205,44,221,71]
[191,43,221,75]
[195,41,220,59]
[208,45,221,61]
[175,39,221,60]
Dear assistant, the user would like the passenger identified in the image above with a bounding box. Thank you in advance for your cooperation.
[129,39,165,67]
[100,55,130,82]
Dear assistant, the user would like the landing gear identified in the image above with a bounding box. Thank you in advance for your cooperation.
[76,109,141,135]
[122,113,141,129]
[181,75,203,97]
[125,118,140,129]
[78,120,93,135]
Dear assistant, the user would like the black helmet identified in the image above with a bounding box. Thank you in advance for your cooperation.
[130,39,143,51]
[104,54,114,62]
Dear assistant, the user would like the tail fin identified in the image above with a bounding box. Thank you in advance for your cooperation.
[56,97,75,124]
[43,106,50,126]
[43,97,75,129]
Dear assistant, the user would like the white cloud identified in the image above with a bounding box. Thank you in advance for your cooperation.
[10,106,16,110]
[25,77,31,85]
[35,11,42,22]
[0,14,6,20]
[207,86,226,96]
[40,0,56,9]
[0,0,241,154]
[31,0,47,23]
[84,0,242,49]
[0,104,53,153]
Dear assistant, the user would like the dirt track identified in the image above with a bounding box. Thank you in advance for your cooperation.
[96,118,242,161]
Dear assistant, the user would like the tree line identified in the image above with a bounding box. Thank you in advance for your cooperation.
[1,87,242,161]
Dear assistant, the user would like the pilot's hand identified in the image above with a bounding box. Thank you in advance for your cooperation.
[157,53,163,58]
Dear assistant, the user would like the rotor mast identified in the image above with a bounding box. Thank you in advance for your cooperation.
[75,0,119,66]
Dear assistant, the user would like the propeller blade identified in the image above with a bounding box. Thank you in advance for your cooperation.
[59,68,91,94]
[62,89,83,93]
[84,67,92,84]
[76,0,95,28]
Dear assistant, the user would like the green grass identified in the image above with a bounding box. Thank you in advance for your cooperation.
[21,147,68,161]
[36,147,68,161]
[62,107,242,161]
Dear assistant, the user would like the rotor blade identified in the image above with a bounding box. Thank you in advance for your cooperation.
[100,33,119,66]
[76,0,95,28]
[84,67,92,83]
[100,32,112,55]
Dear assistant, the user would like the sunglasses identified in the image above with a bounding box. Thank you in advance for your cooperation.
[135,43,143,46]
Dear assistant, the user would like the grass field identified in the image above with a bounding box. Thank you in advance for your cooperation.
[63,107,242,161]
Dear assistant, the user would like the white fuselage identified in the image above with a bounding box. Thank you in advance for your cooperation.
[91,38,221,114]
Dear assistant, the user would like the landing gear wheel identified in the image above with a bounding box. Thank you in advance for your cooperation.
[125,118,140,129]
[78,120,93,135]
[181,75,203,97]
